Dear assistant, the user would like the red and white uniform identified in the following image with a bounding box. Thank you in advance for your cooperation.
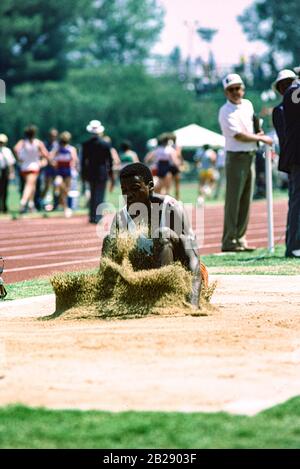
[19,139,41,174]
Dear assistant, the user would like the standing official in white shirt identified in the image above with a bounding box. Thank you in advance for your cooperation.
[0,133,15,213]
[219,74,273,252]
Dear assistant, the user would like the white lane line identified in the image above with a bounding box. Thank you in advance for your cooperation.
[0,229,100,244]
[3,232,285,259]
[5,237,286,273]
[0,223,287,249]
[0,238,101,253]
[6,246,101,261]
[4,233,286,266]
[5,257,100,273]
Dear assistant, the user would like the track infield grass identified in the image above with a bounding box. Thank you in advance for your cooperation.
[0,397,299,448]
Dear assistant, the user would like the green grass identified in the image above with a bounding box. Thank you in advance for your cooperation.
[202,245,300,275]
[0,397,299,448]
[3,269,98,301]
[4,277,54,300]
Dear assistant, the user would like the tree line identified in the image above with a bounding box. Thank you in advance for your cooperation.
[0,0,164,86]
[0,0,298,152]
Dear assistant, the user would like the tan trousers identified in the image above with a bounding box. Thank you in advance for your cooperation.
[222,151,255,250]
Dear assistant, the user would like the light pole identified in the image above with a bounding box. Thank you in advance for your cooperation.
[196,27,218,79]
[184,20,199,78]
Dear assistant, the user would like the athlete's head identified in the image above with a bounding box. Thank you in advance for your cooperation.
[49,128,58,140]
[24,125,37,140]
[157,133,169,146]
[120,140,132,152]
[59,131,72,145]
[120,163,154,207]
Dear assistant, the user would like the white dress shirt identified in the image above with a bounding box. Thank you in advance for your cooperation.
[218,99,257,152]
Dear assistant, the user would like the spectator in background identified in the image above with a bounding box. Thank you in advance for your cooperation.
[282,74,300,258]
[119,140,139,169]
[0,134,15,213]
[272,70,298,255]
[51,131,78,218]
[168,133,183,200]
[253,146,266,200]
[219,74,273,252]
[102,135,121,173]
[41,128,59,207]
[272,70,297,174]
[144,133,177,195]
[14,125,49,214]
[81,120,115,224]
[195,145,217,200]
[214,147,226,200]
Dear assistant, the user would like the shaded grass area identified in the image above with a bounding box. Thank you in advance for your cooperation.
[202,245,300,275]
[0,397,299,448]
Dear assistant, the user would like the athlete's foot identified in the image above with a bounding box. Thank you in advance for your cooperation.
[64,207,73,218]
[19,205,27,215]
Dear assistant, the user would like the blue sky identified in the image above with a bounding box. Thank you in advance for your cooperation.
[153,0,267,65]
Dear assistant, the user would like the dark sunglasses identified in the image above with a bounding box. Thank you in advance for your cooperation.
[227,86,242,93]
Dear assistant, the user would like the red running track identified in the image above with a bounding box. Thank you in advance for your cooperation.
[0,200,288,284]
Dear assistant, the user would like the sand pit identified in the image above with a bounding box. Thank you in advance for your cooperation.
[1,275,300,415]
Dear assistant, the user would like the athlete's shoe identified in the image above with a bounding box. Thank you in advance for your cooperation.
[64,208,73,218]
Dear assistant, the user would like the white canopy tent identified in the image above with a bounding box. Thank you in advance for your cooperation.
[173,123,225,149]
[147,124,225,149]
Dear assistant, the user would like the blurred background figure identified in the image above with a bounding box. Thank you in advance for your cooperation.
[51,131,78,218]
[119,140,139,169]
[145,133,177,195]
[0,133,15,213]
[81,120,115,224]
[102,135,121,174]
[214,147,226,199]
[272,69,300,257]
[253,146,266,199]
[144,138,158,186]
[41,128,59,210]
[194,144,217,199]
[168,133,183,200]
[14,125,49,214]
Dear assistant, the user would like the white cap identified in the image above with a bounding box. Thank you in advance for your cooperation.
[147,138,158,149]
[0,133,8,144]
[86,120,105,134]
[272,69,297,91]
[222,73,244,90]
